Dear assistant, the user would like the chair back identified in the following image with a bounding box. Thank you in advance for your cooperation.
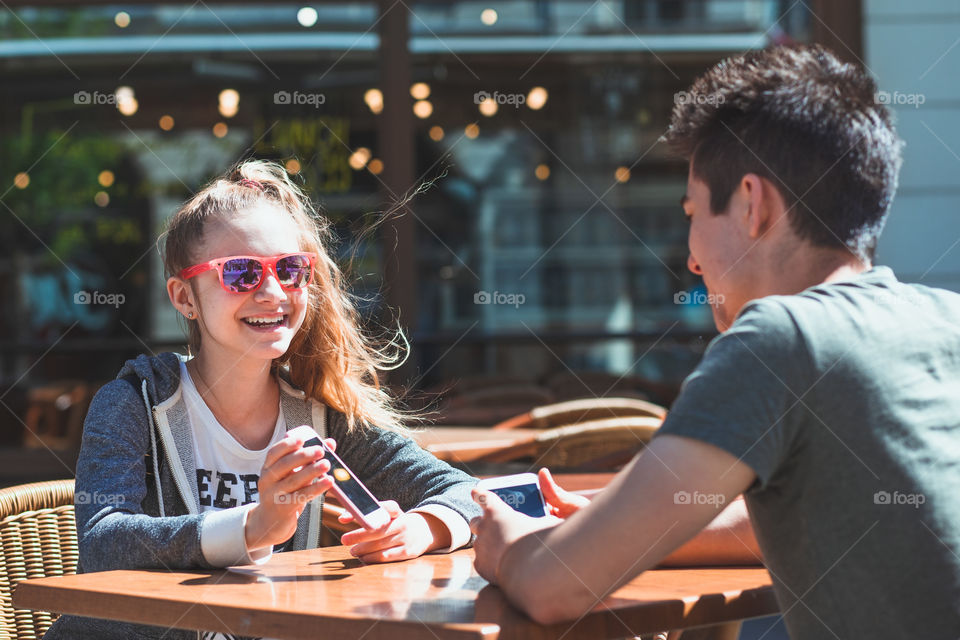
[0,479,77,640]
[478,416,663,471]
[22,383,91,451]
[493,397,667,430]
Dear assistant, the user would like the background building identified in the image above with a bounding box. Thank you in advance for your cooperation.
[1,0,954,451]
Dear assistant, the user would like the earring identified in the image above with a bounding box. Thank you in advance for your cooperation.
[187,312,194,319]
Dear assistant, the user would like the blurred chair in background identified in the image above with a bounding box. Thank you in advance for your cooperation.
[543,371,679,407]
[0,479,77,640]
[476,416,662,472]
[431,384,556,426]
[493,397,667,430]
[21,383,92,451]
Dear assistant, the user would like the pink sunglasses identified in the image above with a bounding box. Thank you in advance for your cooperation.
[179,253,317,293]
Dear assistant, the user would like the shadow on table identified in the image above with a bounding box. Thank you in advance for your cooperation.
[182,571,351,586]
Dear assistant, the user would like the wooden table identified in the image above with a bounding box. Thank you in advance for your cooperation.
[413,427,537,463]
[15,545,776,640]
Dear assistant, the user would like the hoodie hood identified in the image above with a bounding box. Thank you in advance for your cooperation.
[116,352,185,407]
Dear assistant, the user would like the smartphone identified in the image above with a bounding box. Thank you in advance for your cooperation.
[477,473,548,518]
[286,425,391,530]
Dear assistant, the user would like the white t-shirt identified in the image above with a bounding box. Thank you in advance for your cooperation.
[181,361,285,640]
[180,360,287,513]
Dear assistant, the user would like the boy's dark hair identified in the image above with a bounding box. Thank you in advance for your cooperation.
[664,45,903,261]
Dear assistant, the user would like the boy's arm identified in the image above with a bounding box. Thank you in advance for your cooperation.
[659,496,762,566]
[471,434,757,624]
[542,469,762,566]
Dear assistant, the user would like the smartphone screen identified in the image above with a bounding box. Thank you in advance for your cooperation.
[490,484,547,518]
[303,436,381,516]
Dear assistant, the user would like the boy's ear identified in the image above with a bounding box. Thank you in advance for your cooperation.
[167,277,196,318]
[740,173,775,239]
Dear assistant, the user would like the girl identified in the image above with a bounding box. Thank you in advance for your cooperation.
[46,161,479,640]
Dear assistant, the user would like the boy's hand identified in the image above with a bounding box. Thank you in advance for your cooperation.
[339,501,451,563]
[470,489,560,585]
[245,435,339,551]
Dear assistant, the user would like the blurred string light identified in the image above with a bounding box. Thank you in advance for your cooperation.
[527,86,548,110]
[410,82,430,100]
[364,88,383,114]
[98,170,115,187]
[535,164,550,180]
[348,147,372,170]
[367,158,384,175]
[615,166,631,183]
[413,100,433,119]
[13,172,29,189]
[159,115,175,130]
[218,89,239,118]
[428,126,444,141]
[464,123,479,139]
[478,99,497,117]
[285,158,301,174]
[297,7,318,27]
[115,86,138,116]
[213,122,228,138]
[94,191,110,207]
[481,8,498,25]
[114,11,130,28]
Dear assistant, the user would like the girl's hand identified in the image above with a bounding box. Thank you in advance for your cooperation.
[339,501,451,563]
[245,436,339,551]
[538,468,591,519]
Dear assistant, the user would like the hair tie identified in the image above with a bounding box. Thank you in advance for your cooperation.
[239,178,264,191]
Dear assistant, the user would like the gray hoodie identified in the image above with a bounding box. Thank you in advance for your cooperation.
[44,352,480,639]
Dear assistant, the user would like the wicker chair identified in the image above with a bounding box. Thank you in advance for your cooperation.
[0,479,77,640]
[477,416,663,471]
[0,480,365,637]
[493,397,668,430]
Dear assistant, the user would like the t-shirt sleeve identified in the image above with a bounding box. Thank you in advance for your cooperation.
[654,298,811,489]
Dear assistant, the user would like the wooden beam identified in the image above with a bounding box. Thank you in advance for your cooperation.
[809,0,864,67]
[377,0,418,384]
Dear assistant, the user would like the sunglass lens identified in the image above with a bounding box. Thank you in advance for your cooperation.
[276,255,312,288]
[222,258,263,292]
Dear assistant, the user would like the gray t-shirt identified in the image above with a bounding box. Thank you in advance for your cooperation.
[656,266,960,639]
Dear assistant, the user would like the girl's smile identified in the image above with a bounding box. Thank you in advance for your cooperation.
[241,313,289,331]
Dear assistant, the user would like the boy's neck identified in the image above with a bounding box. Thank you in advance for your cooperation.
[759,245,871,298]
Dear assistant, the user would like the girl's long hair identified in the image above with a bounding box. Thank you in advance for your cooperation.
[162,159,407,433]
